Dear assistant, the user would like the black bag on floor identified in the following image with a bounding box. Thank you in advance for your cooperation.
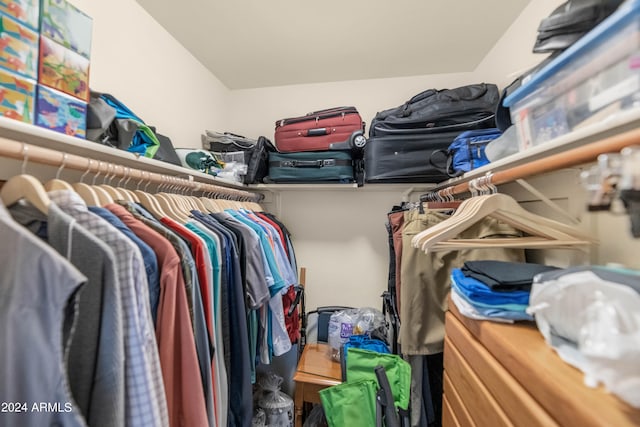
[369,83,499,137]
[265,151,355,183]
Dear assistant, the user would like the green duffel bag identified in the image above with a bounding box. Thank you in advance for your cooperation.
[319,379,377,427]
[265,151,354,183]
[344,348,412,412]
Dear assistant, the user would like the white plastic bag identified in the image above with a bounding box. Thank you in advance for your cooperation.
[327,307,386,361]
[528,269,640,407]
[256,373,294,427]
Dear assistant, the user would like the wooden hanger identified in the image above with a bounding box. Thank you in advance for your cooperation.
[44,153,75,192]
[134,172,167,219]
[87,162,115,206]
[115,167,138,203]
[412,192,595,253]
[1,174,51,214]
[72,159,100,206]
[98,163,126,201]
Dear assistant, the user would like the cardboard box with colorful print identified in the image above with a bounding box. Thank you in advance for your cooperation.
[38,36,89,101]
[40,0,92,59]
[0,67,35,123]
[0,12,39,80]
[36,84,86,138]
[0,0,39,30]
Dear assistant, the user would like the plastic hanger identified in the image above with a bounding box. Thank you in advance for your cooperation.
[73,159,101,206]
[1,145,50,214]
[412,192,595,253]
[44,153,74,192]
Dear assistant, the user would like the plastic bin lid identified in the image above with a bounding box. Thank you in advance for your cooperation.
[503,0,640,108]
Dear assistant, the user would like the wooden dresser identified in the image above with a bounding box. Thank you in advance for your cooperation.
[443,297,640,427]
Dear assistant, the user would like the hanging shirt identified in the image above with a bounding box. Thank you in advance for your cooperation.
[117,201,215,427]
[89,206,161,324]
[106,204,209,427]
[203,212,270,309]
[226,210,286,295]
[9,201,125,427]
[49,191,169,427]
[189,213,253,427]
[184,220,229,427]
[160,217,225,427]
[0,200,88,427]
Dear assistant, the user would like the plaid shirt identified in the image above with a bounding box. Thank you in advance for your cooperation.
[50,191,169,427]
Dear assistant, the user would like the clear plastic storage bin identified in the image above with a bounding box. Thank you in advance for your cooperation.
[504,0,640,151]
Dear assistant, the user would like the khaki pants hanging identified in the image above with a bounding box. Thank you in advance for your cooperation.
[398,209,525,356]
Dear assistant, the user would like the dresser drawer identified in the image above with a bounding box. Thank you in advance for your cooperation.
[446,296,640,427]
[444,337,512,427]
[443,372,475,427]
[443,395,462,427]
[445,312,557,427]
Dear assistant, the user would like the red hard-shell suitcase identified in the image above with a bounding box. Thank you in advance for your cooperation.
[274,106,366,152]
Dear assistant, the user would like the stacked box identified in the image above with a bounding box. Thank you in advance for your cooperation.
[0,0,39,30]
[38,35,89,102]
[0,67,35,123]
[0,12,39,80]
[34,0,91,138]
[40,0,91,59]
[35,84,86,137]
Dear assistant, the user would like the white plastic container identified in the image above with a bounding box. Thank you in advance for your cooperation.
[504,0,640,151]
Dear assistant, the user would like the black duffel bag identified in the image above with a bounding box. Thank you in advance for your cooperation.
[201,131,275,184]
[369,83,500,137]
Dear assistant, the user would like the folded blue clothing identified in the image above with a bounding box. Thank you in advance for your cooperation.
[451,282,534,321]
[451,268,530,306]
[450,278,528,312]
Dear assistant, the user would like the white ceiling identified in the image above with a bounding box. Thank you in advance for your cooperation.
[135,0,532,90]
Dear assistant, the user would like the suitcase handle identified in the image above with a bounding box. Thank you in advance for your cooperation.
[306,128,329,136]
[282,159,336,168]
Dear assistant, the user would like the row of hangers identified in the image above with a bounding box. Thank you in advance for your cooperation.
[411,174,597,253]
[0,145,263,223]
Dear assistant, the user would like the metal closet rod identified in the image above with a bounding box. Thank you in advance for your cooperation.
[428,126,640,198]
[0,137,262,202]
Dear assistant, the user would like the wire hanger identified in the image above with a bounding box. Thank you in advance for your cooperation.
[411,174,596,253]
[44,153,74,192]
[1,144,51,214]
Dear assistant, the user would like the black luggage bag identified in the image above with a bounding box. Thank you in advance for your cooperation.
[365,131,462,183]
[365,83,499,183]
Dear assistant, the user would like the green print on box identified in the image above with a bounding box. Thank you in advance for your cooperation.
[40,0,93,59]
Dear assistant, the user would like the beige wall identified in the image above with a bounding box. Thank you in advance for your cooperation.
[68,0,230,148]
[227,0,570,311]
[61,0,636,315]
